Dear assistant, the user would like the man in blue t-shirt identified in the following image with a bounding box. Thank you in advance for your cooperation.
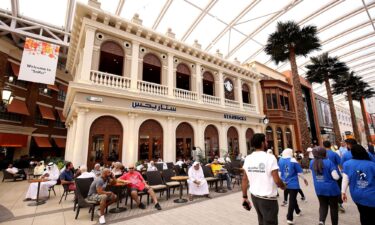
[341,139,375,167]
[323,141,344,212]
[60,162,76,192]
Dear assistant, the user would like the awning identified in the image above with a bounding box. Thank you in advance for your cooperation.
[33,136,52,148]
[7,99,30,116]
[47,84,59,92]
[57,110,66,122]
[10,62,20,77]
[38,105,55,120]
[0,133,28,147]
[53,138,66,148]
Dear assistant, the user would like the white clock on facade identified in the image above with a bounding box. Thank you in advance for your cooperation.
[224,80,233,92]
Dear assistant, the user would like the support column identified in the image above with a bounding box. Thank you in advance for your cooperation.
[219,122,228,157]
[165,117,176,162]
[195,64,202,102]
[237,78,243,109]
[239,125,247,156]
[194,120,205,159]
[167,53,174,97]
[130,41,140,91]
[125,113,138,165]
[252,82,259,113]
[72,109,88,167]
[80,26,96,82]
[218,72,225,106]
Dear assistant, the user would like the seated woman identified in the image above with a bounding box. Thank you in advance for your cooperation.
[33,161,45,176]
[25,162,59,200]
[111,162,123,176]
[188,162,210,200]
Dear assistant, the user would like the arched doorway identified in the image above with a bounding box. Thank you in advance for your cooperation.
[143,53,162,84]
[175,122,194,160]
[99,41,124,76]
[227,126,239,158]
[204,125,219,161]
[242,84,251,104]
[88,116,123,169]
[276,127,284,155]
[176,63,191,90]
[286,128,293,148]
[138,119,163,160]
[246,128,254,154]
[266,126,274,151]
[202,71,215,96]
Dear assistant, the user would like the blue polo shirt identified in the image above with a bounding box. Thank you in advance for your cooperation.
[60,169,74,181]
[310,159,340,196]
[326,149,341,176]
[343,159,375,207]
[278,158,302,190]
[341,151,375,166]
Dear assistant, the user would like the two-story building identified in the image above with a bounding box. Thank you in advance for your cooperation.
[64,2,265,168]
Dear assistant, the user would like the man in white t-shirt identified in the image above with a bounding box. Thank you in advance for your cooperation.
[306,144,314,160]
[242,133,286,225]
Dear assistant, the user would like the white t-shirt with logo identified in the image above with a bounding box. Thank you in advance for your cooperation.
[243,151,279,198]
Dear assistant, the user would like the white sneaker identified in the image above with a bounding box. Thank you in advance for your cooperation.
[296,211,302,217]
[287,220,294,224]
[97,210,101,217]
[99,215,106,224]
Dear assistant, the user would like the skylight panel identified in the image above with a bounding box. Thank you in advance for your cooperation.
[99,0,119,14]
[0,0,11,12]
[208,29,245,57]
[229,38,262,62]
[120,0,166,28]
[185,0,211,9]
[209,0,250,24]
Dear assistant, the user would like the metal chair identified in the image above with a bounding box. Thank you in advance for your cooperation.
[74,178,97,221]
[161,169,180,198]
[202,166,219,191]
[146,171,168,200]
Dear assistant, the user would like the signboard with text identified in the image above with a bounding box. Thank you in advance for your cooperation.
[18,38,60,85]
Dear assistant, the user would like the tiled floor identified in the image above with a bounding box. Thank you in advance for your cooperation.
[1,172,360,225]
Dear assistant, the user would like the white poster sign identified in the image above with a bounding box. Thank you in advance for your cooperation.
[18,38,60,85]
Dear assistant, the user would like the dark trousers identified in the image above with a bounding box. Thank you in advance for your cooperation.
[336,178,343,204]
[251,195,278,225]
[218,173,231,188]
[317,195,339,225]
[283,189,305,202]
[287,189,301,221]
[356,203,375,225]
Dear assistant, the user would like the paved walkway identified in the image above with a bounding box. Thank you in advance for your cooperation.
[1,172,360,225]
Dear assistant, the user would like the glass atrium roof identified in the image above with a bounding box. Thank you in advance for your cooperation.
[0,0,374,103]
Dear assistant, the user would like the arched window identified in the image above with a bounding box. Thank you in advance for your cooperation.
[99,41,124,76]
[286,128,293,148]
[227,126,239,157]
[242,84,251,104]
[266,126,274,151]
[202,72,214,96]
[139,119,163,160]
[176,63,191,90]
[176,122,194,160]
[276,127,284,155]
[204,125,219,160]
[246,128,254,154]
[143,53,162,84]
[224,78,235,100]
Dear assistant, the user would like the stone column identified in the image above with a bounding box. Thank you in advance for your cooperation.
[252,82,259,113]
[125,113,138,165]
[72,109,88,167]
[167,53,174,97]
[80,26,96,82]
[195,64,202,102]
[193,120,205,160]
[66,117,77,162]
[218,72,225,106]
[239,125,247,156]
[236,78,243,109]
[219,122,228,157]
[130,41,140,91]
[165,117,176,162]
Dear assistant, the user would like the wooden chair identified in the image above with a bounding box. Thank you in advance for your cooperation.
[59,183,75,204]
[74,178,98,221]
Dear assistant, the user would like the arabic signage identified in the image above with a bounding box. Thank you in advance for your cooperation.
[131,102,176,112]
[224,114,246,121]
[87,96,103,102]
[18,38,59,85]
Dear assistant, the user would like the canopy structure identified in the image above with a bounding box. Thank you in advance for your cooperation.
[0,0,374,103]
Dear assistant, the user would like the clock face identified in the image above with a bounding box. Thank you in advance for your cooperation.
[224,80,233,92]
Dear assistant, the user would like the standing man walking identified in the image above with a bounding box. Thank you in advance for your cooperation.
[242,133,286,225]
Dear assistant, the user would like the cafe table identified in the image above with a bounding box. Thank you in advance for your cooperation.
[28,179,48,206]
[171,176,189,203]
[109,181,129,213]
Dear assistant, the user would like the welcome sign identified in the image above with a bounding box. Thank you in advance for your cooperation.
[18,38,60,85]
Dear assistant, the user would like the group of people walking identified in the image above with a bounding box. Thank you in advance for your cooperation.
[242,134,375,225]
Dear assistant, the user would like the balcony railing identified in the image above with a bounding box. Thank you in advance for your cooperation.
[137,80,168,96]
[243,103,257,112]
[90,70,131,89]
[202,94,220,105]
[225,99,240,108]
[174,88,198,101]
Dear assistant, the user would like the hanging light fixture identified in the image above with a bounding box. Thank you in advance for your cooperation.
[2,85,13,105]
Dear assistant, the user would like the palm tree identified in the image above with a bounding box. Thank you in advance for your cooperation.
[305,53,349,146]
[352,80,375,144]
[265,21,321,150]
[332,72,361,142]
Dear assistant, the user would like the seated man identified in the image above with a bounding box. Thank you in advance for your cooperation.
[211,159,232,190]
[33,161,45,176]
[147,161,158,172]
[77,165,96,179]
[6,163,26,179]
[118,164,162,210]
[60,162,76,190]
[91,163,102,177]
[87,168,117,224]
[188,162,210,200]
[25,162,59,200]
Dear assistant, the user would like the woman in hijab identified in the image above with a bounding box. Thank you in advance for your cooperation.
[187,162,210,201]
[278,149,308,224]
[310,147,340,225]
[342,144,375,225]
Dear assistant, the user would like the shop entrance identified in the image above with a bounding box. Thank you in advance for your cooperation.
[176,122,194,160]
[138,119,163,161]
